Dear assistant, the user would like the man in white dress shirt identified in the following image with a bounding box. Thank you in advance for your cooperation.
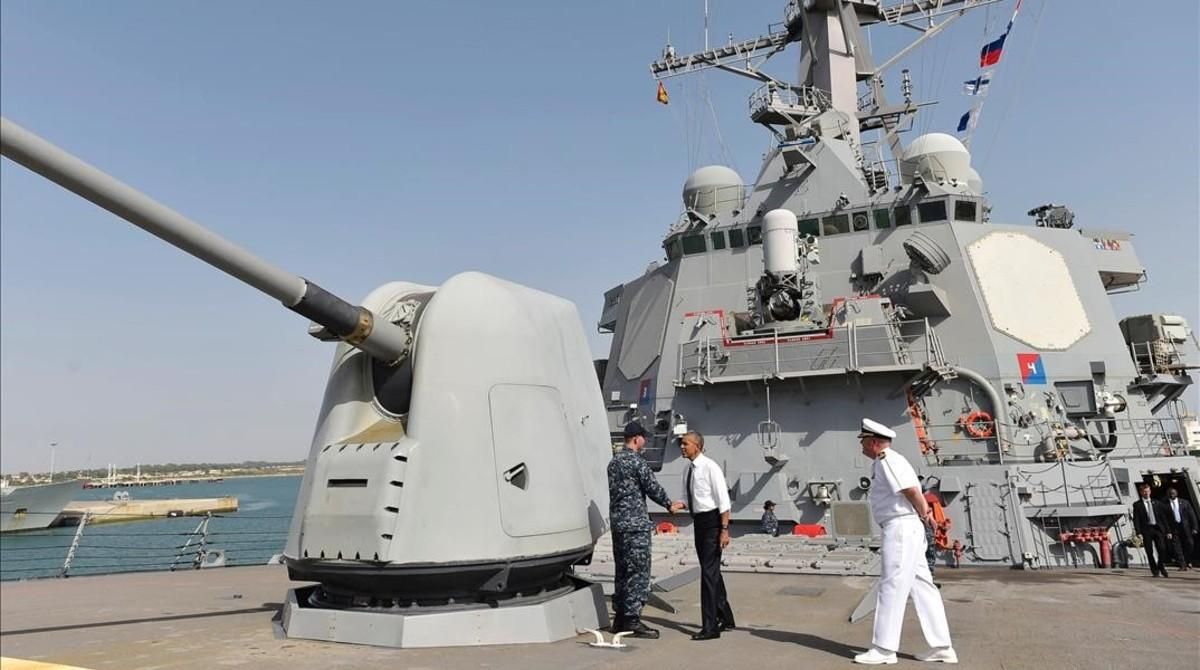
[670,430,735,640]
[854,418,958,665]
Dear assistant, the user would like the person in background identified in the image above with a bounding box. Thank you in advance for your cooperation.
[1165,487,1197,570]
[761,500,779,536]
[920,477,940,589]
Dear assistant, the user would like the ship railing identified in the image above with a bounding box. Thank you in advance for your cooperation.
[1004,459,1125,508]
[677,318,937,384]
[0,510,290,581]
[1128,339,1192,377]
[748,84,831,119]
[917,414,1192,466]
[857,90,876,112]
[860,143,896,192]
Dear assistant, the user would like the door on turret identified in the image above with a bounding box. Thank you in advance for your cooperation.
[489,384,589,538]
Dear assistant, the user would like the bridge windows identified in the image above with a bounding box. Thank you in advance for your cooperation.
[681,234,707,255]
[710,230,727,250]
[747,225,763,245]
[917,200,947,223]
[955,199,978,222]
[665,237,682,260]
[822,214,850,235]
[665,196,975,262]
[728,228,746,248]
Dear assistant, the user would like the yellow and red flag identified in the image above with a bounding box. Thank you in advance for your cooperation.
[656,81,669,105]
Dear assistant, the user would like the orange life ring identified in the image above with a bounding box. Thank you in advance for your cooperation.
[962,411,994,439]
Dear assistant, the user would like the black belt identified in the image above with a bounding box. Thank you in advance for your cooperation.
[692,508,721,529]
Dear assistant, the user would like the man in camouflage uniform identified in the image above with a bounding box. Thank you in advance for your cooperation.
[921,478,940,588]
[607,421,677,639]
[760,500,779,536]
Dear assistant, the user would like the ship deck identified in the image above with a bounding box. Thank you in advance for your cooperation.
[1,565,1196,669]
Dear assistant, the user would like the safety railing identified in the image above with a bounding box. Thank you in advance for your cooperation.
[0,509,289,581]
[1128,339,1193,376]
[918,414,1191,466]
[677,318,939,385]
[748,84,832,120]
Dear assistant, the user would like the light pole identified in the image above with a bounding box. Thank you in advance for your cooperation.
[49,442,58,482]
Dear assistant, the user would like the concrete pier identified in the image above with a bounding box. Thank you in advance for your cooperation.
[60,497,238,525]
[0,566,1196,669]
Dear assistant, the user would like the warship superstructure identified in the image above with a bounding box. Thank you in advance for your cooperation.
[598,0,1200,570]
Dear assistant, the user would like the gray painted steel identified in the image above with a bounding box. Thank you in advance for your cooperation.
[281,579,607,648]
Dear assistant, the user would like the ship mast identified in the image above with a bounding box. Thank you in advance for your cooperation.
[652,0,1005,171]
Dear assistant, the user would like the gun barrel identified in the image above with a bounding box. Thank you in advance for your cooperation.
[0,117,409,362]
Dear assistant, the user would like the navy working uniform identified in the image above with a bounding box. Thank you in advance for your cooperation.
[607,422,673,634]
[760,501,779,536]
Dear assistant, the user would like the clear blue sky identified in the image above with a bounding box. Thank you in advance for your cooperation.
[2,1,1197,474]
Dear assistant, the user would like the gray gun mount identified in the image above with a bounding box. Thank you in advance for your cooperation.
[1,117,613,646]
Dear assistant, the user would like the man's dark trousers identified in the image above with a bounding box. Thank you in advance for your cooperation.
[693,509,734,634]
[1143,526,1168,575]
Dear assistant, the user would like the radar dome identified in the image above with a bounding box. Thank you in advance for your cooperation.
[682,165,744,218]
[900,133,974,189]
[965,167,983,195]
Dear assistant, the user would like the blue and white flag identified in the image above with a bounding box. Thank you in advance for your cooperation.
[963,72,992,96]
[957,109,972,133]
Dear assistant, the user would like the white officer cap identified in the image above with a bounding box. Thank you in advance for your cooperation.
[858,418,897,440]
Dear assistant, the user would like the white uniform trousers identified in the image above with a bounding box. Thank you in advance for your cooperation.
[872,515,952,652]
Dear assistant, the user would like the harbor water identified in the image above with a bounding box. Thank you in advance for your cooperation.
[0,475,300,581]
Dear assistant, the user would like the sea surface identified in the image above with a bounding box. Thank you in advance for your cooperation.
[0,475,300,581]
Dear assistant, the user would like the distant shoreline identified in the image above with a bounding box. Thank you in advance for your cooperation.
[3,464,307,485]
[204,472,304,480]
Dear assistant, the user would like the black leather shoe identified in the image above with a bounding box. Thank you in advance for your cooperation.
[609,616,627,633]
[719,620,736,631]
[691,629,721,641]
[627,620,660,639]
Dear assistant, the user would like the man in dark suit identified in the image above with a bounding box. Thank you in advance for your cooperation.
[1165,487,1198,569]
[1131,482,1173,577]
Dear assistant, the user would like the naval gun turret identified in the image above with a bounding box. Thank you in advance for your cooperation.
[0,117,612,647]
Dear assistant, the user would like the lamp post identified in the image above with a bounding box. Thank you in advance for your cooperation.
[49,442,58,482]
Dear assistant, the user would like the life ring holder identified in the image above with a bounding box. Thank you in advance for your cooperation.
[961,411,995,439]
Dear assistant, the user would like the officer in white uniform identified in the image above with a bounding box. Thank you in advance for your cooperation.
[854,418,958,665]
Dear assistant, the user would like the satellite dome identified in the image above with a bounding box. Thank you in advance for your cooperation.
[900,133,974,188]
[682,165,744,217]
